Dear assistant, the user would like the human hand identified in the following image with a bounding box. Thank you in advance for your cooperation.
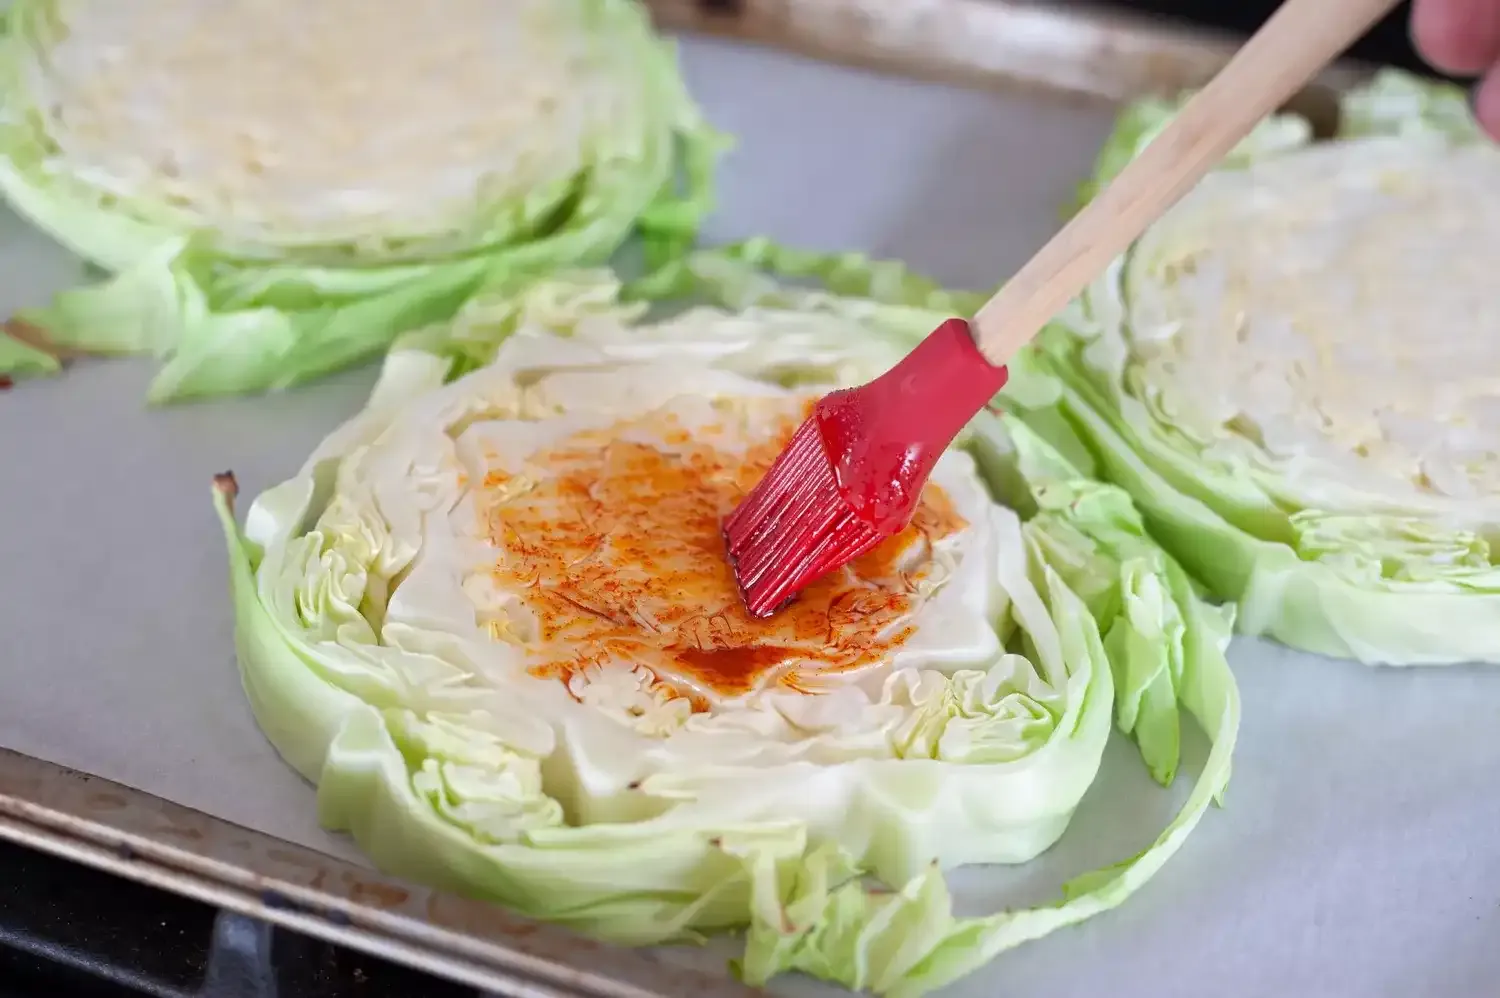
[1411,0,1500,136]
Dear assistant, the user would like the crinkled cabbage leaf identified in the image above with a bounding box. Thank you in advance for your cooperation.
[217,271,1238,996]
[0,0,719,400]
[1015,70,1500,666]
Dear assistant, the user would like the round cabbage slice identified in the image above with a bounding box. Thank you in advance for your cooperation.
[215,274,1238,997]
[0,0,718,399]
[1012,70,1500,665]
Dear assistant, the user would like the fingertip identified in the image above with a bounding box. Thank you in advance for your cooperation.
[1410,0,1460,71]
[1471,67,1500,140]
[1412,0,1500,75]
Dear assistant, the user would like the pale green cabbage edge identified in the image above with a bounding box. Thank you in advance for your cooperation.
[1033,70,1500,666]
[0,0,722,400]
[216,262,1239,997]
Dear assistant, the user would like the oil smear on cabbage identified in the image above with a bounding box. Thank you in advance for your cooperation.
[1013,70,1500,666]
[0,0,718,398]
[215,269,1238,997]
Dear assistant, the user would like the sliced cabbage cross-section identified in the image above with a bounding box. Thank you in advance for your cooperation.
[1013,71,1500,665]
[215,272,1238,996]
[0,0,718,399]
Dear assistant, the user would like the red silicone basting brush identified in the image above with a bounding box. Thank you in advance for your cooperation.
[724,0,1399,617]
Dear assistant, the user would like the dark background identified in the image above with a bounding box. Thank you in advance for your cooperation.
[1116,0,1436,75]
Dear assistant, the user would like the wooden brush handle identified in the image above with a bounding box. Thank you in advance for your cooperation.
[968,0,1400,366]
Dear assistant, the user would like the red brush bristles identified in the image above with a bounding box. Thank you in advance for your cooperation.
[723,318,1010,618]
[723,418,886,618]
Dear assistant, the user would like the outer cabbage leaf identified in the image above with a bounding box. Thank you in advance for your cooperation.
[219,269,1238,995]
[1010,69,1500,665]
[0,0,720,401]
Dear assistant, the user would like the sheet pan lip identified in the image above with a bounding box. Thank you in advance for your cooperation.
[645,0,1377,113]
[0,747,764,998]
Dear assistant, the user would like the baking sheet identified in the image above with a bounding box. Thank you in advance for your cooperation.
[2,22,1498,998]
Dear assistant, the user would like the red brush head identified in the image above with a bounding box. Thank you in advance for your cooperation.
[724,318,1008,617]
[723,416,888,617]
